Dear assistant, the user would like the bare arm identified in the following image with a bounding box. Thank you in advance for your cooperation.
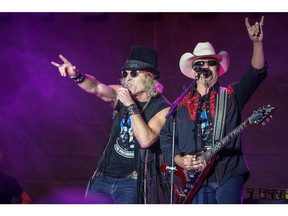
[115,87,170,148]
[245,16,265,69]
[51,54,121,105]
[130,107,170,148]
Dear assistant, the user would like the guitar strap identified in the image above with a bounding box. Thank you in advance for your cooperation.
[212,87,227,146]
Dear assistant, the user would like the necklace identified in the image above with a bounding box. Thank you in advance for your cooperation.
[140,97,152,113]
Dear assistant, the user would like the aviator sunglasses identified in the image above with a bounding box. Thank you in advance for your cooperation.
[121,70,141,78]
[193,60,219,67]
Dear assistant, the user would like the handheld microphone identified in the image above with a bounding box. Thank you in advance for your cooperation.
[192,65,212,78]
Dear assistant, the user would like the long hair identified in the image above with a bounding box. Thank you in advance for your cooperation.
[121,73,163,97]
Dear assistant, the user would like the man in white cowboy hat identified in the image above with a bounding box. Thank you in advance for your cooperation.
[160,16,266,204]
[51,46,170,204]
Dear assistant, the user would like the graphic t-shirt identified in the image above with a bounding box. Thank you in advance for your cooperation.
[114,116,135,159]
[104,94,170,178]
[200,108,212,151]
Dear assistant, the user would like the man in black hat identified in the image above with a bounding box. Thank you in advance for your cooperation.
[51,46,170,204]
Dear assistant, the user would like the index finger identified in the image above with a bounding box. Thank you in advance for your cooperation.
[260,16,264,26]
[245,17,251,29]
[51,61,60,67]
[59,54,70,64]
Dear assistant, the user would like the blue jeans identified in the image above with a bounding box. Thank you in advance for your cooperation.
[192,175,244,204]
[85,174,138,204]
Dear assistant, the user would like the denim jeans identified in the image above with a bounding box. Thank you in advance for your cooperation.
[192,175,244,204]
[85,174,138,204]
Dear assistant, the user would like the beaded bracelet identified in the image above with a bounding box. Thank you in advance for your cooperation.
[72,71,86,84]
[126,104,141,116]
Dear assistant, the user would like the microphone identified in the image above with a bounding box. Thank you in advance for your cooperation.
[192,65,212,77]
[112,100,121,120]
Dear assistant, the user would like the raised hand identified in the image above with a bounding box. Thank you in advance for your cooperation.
[51,54,79,78]
[245,16,264,42]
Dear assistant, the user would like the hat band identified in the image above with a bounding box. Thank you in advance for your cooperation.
[121,60,155,70]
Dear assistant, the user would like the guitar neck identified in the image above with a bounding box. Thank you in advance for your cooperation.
[204,118,251,161]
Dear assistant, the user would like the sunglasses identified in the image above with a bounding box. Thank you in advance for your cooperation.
[193,60,219,67]
[121,70,141,78]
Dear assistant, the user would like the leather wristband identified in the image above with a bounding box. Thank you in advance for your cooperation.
[126,104,141,116]
[72,71,86,84]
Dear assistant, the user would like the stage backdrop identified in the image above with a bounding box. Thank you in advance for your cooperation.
[0,12,287,203]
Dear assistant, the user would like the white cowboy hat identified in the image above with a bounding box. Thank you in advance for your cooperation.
[179,42,230,79]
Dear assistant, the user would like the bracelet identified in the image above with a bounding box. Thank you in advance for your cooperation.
[72,71,86,84]
[126,104,141,116]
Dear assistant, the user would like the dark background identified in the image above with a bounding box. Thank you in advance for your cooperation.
[0,12,287,203]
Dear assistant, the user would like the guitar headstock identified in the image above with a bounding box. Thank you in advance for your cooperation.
[249,104,277,125]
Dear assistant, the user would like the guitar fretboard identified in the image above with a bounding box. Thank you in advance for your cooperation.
[204,119,250,161]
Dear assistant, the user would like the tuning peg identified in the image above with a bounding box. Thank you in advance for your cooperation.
[261,116,271,126]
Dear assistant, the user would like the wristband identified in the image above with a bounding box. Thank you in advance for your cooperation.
[126,104,141,116]
[72,71,86,84]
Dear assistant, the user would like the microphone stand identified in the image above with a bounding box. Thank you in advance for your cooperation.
[165,74,200,204]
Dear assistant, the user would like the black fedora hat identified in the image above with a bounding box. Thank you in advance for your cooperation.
[121,46,160,79]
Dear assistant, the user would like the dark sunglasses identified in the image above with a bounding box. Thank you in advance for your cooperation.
[121,70,140,78]
[193,60,219,67]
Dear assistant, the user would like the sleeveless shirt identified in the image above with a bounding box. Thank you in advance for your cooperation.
[104,94,170,178]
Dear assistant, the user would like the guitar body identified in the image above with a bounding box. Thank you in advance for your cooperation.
[176,155,217,204]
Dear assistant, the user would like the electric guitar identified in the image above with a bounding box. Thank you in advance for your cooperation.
[173,104,277,204]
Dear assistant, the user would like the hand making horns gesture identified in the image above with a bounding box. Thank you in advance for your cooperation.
[245,16,264,42]
[51,54,79,78]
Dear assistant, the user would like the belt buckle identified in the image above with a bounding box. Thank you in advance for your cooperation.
[129,171,137,180]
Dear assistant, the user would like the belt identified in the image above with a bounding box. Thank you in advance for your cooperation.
[95,171,137,180]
